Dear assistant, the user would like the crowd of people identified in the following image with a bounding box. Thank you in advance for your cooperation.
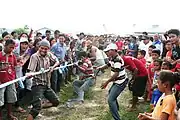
[0,28,179,120]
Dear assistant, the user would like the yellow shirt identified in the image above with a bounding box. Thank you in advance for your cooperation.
[152,94,176,120]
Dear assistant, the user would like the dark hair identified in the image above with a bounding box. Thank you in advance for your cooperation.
[154,59,163,66]
[19,33,28,39]
[165,40,172,44]
[149,37,154,42]
[45,30,51,34]
[149,45,156,49]
[142,32,148,35]
[138,50,146,56]
[80,32,84,36]
[162,61,172,69]
[167,29,180,36]
[11,31,17,36]
[159,70,180,88]
[54,30,60,34]
[36,32,42,37]
[5,39,15,46]
[59,34,66,38]
[33,38,41,46]
[2,31,9,38]
[152,49,161,56]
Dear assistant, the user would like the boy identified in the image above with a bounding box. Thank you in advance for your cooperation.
[146,45,156,68]
[0,39,17,120]
[147,49,161,101]
[137,50,146,65]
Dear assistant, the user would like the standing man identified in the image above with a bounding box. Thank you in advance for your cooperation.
[153,34,163,54]
[27,40,60,120]
[97,43,128,120]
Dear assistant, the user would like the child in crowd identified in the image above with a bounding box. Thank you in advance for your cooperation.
[138,70,178,120]
[137,50,146,65]
[146,45,156,68]
[147,49,161,101]
[150,59,163,111]
[161,61,171,70]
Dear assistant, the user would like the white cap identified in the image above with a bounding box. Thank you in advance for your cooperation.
[104,43,117,52]
[20,38,29,43]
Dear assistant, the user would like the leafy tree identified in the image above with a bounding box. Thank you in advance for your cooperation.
[14,28,27,35]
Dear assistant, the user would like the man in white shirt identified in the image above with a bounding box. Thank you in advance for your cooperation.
[138,36,152,59]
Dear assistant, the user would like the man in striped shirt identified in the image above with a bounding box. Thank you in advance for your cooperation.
[97,43,128,120]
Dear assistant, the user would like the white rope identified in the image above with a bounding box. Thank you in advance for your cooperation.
[0,62,78,89]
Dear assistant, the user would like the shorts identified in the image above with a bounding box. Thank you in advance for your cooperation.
[132,76,148,97]
[0,83,17,106]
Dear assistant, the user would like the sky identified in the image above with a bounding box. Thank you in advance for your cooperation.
[0,0,180,35]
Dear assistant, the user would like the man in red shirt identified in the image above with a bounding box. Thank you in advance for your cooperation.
[121,55,148,110]
[0,39,17,120]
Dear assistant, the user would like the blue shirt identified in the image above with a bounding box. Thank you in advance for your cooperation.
[51,42,66,61]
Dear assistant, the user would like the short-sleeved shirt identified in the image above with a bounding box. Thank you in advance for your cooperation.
[28,51,58,87]
[122,56,148,77]
[51,42,66,61]
[0,51,17,83]
[108,55,127,84]
[152,94,176,120]
[172,44,180,60]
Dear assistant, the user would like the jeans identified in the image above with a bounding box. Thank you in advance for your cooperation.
[108,79,128,120]
[73,78,95,101]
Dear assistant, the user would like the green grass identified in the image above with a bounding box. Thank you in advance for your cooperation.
[96,89,150,120]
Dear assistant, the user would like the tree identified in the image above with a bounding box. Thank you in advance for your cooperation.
[14,28,27,35]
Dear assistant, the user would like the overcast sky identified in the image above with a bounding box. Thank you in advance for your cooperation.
[0,0,180,34]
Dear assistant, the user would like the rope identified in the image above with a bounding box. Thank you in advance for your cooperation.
[0,61,78,89]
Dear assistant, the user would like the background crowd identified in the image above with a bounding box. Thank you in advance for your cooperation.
[0,28,179,120]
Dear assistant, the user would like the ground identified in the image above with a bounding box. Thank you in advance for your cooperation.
[14,69,149,120]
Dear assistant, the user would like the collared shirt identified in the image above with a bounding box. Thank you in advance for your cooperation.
[0,50,17,83]
[108,55,127,84]
[51,42,66,61]
[28,51,58,87]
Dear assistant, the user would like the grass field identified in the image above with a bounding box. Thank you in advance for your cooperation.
[14,69,150,120]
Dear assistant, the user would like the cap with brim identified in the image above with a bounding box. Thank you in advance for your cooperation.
[104,43,117,52]
[20,38,29,43]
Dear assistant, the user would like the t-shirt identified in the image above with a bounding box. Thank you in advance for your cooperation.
[152,94,176,120]
[0,51,17,83]
[109,55,127,84]
[122,56,148,77]
[116,41,123,50]
[138,58,146,65]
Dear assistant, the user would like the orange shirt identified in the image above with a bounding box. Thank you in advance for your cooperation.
[152,94,176,120]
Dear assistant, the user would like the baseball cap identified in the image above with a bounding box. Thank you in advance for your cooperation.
[141,35,149,40]
[104,43,117,52]
[20,38,29,43]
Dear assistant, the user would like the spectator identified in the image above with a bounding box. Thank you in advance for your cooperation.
[137,50,146,65]
[0,39,17,120]
[45,30,51,41]
[138,71,178,120]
